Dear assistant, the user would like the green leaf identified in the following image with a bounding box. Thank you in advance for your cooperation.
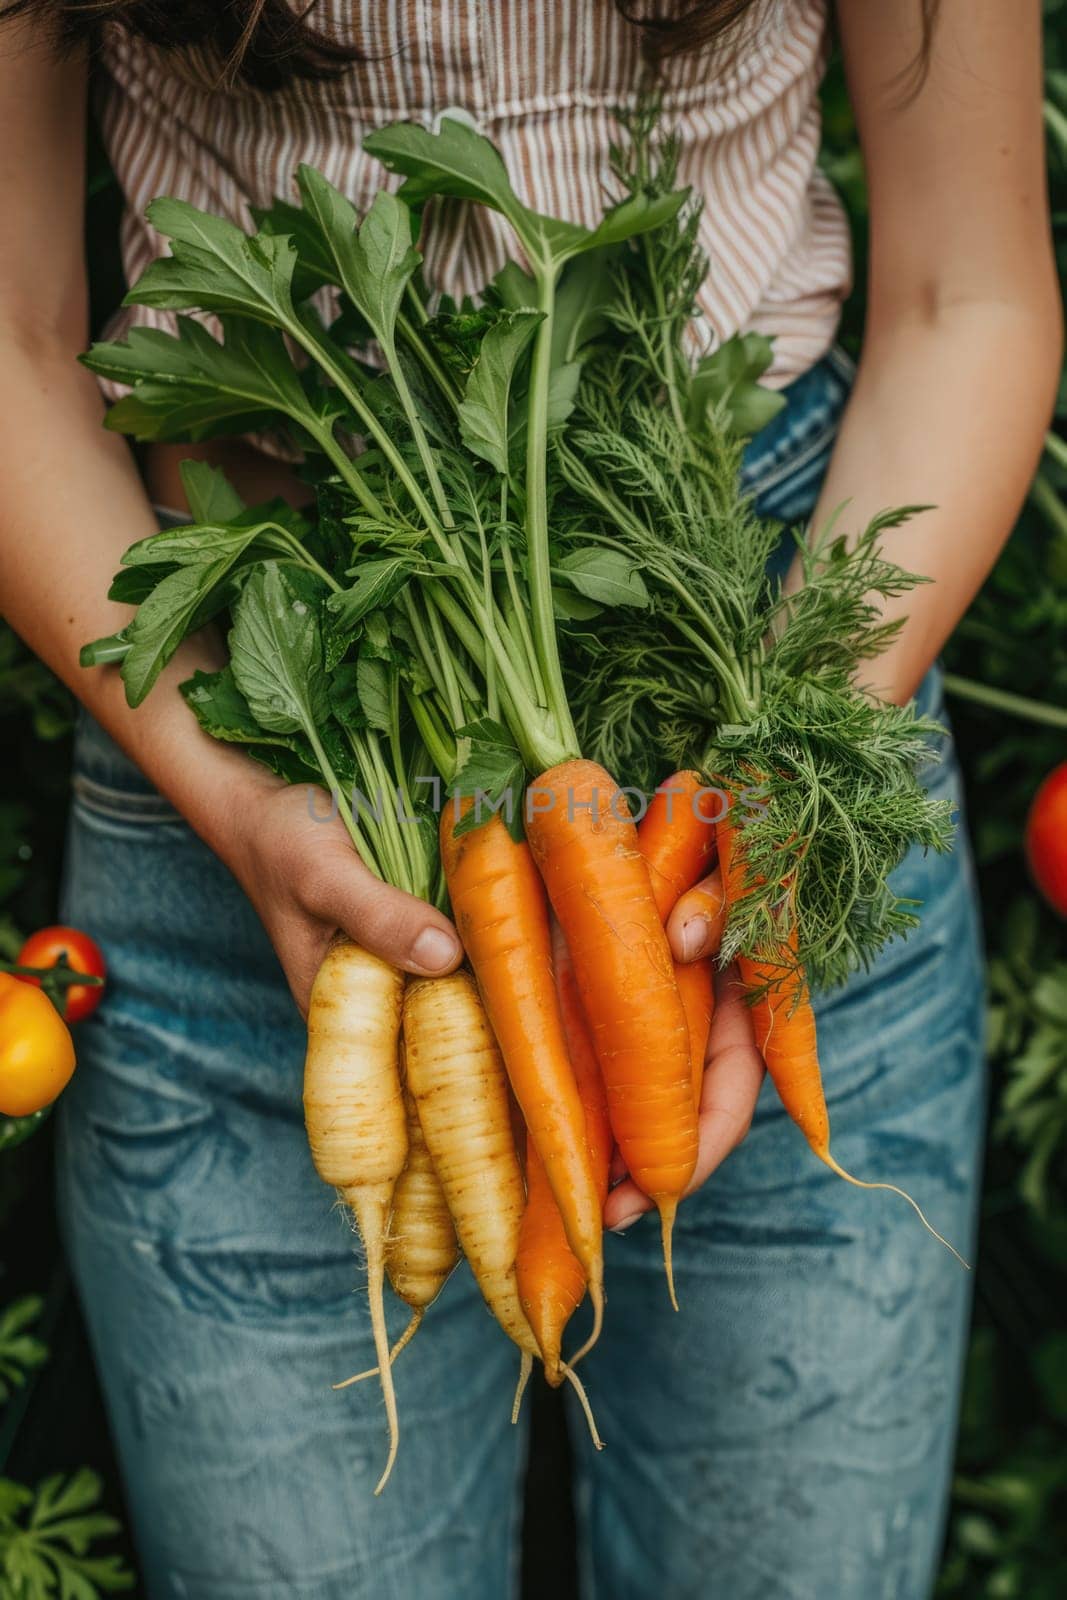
[297,174,420,354]
[545,360,583,431]
[0,1482,33,1522]
[1032,1332,1067,1421]
[452,717,526,840]
[552,585,603,621]
[579,188,688,252]
[251,196,340,300]
[492,260,538,311]
[0,1298,47,1404]
[83,319,324,445]
[179,460,245,523]
[79,631,130,670]
[556,548,650,608]
[120,520,264,570]
[552,250,619,364]
[688,332,786,438]
[181,664,293,747]
[365,116,526,224]
[121,561,237,707]
[368,118,623,276]
[327,558,412,633]
[108,567,172,604]
[228,563,330,737]
[180,667,321,783]
[126,199,297,326]
[458,310,543,473]
[119,498,309,576]
[0,1469,134,1596]
[0,1110,51,1154]
[356,657,392,733]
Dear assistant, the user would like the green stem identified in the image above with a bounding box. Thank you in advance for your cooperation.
[407,688,457,784]
[476,494,498,721]
[265,525,340,592]
[424,582,511,709]
[523,263,580,764]
[1044,429,1067,472]
[426,581,569,771]
[292,322,458,561]
[403,282,429,328]
[383,336,456,528]
[499,501,546,706]
[1043,97,1067,160]
[366,725,426,899]
[424,590,467,729]
[304,722,380,871]
[942,672,1067,729]
[397,310,462,411]
[641,236,687,439]
[401,591,462,719]
[1030,468,1067,543]
[671,614,753,724]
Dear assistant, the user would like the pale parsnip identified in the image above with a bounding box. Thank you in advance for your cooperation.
[403,972,537,1357]
[303,939,407,1494]
[335,1082,462,1390]
[387,1083,461,1322]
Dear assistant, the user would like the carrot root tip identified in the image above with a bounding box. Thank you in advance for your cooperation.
[658,1200,680,1311]
[562,1365,604,1451]
[564,1271,605,1371]
[345,1193,401,1496]
[511,1351,534,1425]
[819,1152,969,1269]
[332,1307,424,1390]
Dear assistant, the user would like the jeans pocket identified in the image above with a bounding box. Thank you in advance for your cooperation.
[71,771,181,828]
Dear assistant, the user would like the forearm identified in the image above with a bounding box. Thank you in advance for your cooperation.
[805,301,1060,704]
[0,330,280,855]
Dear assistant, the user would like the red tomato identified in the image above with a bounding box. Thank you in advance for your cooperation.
[15,926,107,1023]
[1025,764,1067,917]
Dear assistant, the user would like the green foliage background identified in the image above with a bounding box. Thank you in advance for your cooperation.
[821,6,1067,1593]
[1,11,1066,1593]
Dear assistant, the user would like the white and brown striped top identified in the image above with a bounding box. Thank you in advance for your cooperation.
[94,0,851,398]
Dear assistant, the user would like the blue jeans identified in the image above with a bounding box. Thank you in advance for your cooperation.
[57,349,985,1600]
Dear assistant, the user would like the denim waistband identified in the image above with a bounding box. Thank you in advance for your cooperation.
[741,343,855,525]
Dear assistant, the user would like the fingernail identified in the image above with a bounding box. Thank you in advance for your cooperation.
[411,927,460,973]
[679,919,706,962]
[610,1215,642,1235]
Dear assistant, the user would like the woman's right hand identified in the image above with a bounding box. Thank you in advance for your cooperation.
[223,777,463,1016]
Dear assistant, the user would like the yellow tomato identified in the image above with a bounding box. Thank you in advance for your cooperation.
[0,973,76,1116]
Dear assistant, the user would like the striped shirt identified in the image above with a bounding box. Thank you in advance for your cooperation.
[94,0,851,406]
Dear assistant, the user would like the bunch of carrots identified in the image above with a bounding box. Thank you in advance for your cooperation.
[81,112,959,1491]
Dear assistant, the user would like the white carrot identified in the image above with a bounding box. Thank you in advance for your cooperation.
[335,1080,460,1388]
[402,971,537,1359]
[303,939,407,1494]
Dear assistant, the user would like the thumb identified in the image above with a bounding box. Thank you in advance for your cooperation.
[305,838,463,978]
[667,867,726,964]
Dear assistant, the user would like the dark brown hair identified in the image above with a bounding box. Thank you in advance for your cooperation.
[0,0,937,89]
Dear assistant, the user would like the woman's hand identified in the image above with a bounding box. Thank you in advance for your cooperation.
[223,778,462,1016]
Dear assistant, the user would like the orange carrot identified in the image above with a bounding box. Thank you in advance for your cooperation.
[525,760,698,1306]
[637,772,721,1108]
[675,960,715,1108]
[515,919,612,1382]
[716,817,966,1264]
[439,803,604,1348]
[639,771,720,914]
